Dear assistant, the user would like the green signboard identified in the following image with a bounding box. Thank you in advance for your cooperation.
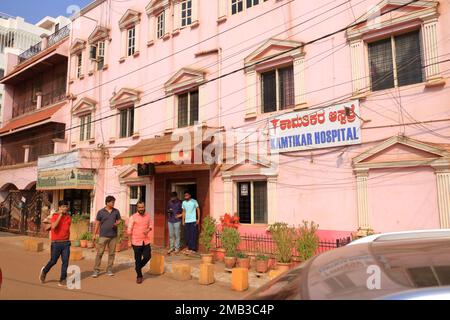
[37,168,95,190]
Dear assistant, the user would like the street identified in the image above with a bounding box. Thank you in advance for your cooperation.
[0,233,248,300]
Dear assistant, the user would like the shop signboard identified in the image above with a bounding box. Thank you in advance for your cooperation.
[37,168,95,190]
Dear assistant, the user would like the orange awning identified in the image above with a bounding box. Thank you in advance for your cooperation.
[113,132,197,166]
[0,103,64,135]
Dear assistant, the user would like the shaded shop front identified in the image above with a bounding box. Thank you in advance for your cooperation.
[36,149,103,216]
[113,129,212,247]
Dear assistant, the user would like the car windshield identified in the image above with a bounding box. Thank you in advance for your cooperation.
[305,238,450,299]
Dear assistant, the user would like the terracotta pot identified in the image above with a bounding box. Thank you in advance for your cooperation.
[80,240,88,248]
[276,262,292,273]
[224,256,236,269]
[249,255,256,269]
[87,241,94,249]
[292,258,302,268]
[256,259,269,273]
[237,257,250,269]
[201,254,214,264]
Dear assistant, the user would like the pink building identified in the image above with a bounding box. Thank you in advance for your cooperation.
[1,0,449,247]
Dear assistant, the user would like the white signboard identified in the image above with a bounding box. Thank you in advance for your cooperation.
[269,100,361,153]
[38,150,81,171]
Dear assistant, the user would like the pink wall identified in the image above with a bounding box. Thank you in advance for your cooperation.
[64,0,450,238]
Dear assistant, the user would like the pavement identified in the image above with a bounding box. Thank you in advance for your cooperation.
[0,232,270,300]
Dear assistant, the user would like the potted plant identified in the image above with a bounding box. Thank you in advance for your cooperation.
[255,253,270,273]
[236,251,250,269]
[72,239,81,247]
[86,232,94,248]
[199,216,216,264]
[268,222,296,272]
[221,227,241,269]
[79,232,89,248]
[70,214,90,241]
[295,220,319,264]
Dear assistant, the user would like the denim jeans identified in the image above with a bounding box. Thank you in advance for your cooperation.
[43,241,71,281]
[132,243,151,278]
[168,221,181,250]
[184,222,197,251]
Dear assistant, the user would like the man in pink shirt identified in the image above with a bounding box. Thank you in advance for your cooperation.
[127,201,152,284]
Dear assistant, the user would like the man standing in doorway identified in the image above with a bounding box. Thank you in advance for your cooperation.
[127,201,152,284]
[182,191,200,254]
[92,196,122,278]
[167,192,182,255]
[39,200,71,287]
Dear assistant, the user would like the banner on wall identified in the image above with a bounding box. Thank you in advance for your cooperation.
[37,168,95,190]
[269,100,362,153]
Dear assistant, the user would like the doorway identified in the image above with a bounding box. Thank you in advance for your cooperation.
[171,182,197,249]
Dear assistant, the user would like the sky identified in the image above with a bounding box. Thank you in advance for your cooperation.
[0,0,93,24]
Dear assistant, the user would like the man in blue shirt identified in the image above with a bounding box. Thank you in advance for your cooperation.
[182,191,200,254]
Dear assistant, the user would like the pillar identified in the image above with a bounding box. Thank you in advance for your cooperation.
[422,18,440,80]
[245,68,257,119]
[350,39,366,94]
[435,168,450,228]
[293,54,306,108]
[223,176,232,213]
[165,95,174,132]
[355,169,370,234]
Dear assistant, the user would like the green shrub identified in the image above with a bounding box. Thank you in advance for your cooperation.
[80,232,90,240]
[295,220,319,262]
[236,251,248,259]
[221,227,241,257]
[268,222,296,263]
[199,216,216,253]
[256,254,269,261]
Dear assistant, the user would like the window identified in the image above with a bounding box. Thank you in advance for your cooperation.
[177,89,199,128]
[157,11,165,39]
[232,0,267,15]
[181,0,192,27]
[79,114,92,141]
[408,266,450,287]
[237,181,267,224]
[261,65,295,113]
[129,186,146,216]
[90,41,105,70]
[76,53,82,78]
[368,30,423,91]
[127,26,136,56]
[119,106,135,138]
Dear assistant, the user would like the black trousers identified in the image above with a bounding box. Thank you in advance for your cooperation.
[132,243,151,278]
[185,222,197,251]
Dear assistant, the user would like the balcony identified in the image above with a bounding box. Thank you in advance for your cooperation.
[12,86,67,118]
[18,25,70,64]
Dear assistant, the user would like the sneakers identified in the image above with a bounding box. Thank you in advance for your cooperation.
[107,270,114,276]
[58,279,67,287]
[92,271,99,278]
[167,248,175,255]
[39,267,46,284]
[136,277,143,284]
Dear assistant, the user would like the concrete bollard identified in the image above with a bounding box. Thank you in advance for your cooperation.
[149,254,165,275]
[199,263,215,285]
[24,239,44,252]
[69,248,84,261]
[231,267,249,292]
[171,263,192,281]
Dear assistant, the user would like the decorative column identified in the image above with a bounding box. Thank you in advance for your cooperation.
[350,39,366,94]
[165,94,174,133]
[198,84,207,125]
[223,176,232,214]
[267,176,278,224]
[245,67,257,119]
[36,92,42,109]
[435,168,450,228]
[422,18,444,86]
[355,169,370,235]
[191,0,200,26]
[218,0,227,23]
[293,54,306,109]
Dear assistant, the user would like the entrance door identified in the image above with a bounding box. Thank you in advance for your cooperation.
[171,182,197,248]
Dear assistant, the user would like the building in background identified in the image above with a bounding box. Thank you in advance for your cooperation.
[0,15,71,235]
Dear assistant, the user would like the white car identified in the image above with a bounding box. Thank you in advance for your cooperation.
[347,229,450,245]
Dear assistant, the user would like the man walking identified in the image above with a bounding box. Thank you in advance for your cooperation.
[92,196,121,278]
[182,191,200,254]
[127,201,152,284]
[167,192,182,255]
[39,200,71,287]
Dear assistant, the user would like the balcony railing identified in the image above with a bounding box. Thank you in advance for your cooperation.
[48,25,70,47]
[18,42,42,63]
[12,87,67,118]
[17,25,70,64]
[42,88,67,108]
